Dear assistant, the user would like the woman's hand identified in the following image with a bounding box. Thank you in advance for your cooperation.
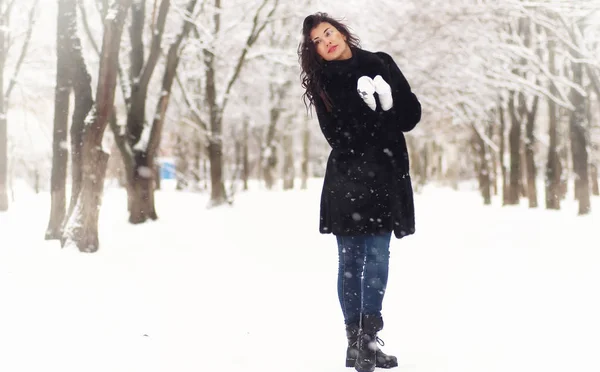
[373,75,393,111]
[357,75,394,111]
[357,76,377,111]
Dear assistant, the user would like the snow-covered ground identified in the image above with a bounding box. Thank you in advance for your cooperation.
[0,179,598,372]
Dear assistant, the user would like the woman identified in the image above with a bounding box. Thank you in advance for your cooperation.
[298,13,421,372]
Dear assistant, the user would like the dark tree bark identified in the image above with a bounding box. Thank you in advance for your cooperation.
[498,99,508,205]
[45,0,73,238]
[262,109,279,189]
[487,123,498,196]
[586,82,599,197]
[591,164,599,196]
[524,93,539,208]
[559,124,569,200]
[545,39,561,210]
[586,62,600,196]
[106,0,197,222]
[569,55,591,215]
[65,1,94,229]
[242,116,249,191]
[282,127,294,190]
[193,135,203,190]
[62,0,132,252]
[507,91,522,205]
[129,0,197,221]
[122,0,169,223]
[205,0,227,205]
[472,125,491,205]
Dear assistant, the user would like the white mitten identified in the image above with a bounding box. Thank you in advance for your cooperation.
[373,75,393,111]
[357,76,377,111]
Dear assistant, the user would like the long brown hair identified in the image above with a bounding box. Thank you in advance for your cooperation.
[298,13,360,112]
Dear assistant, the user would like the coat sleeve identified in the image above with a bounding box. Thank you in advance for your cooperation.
[377,52,421,132]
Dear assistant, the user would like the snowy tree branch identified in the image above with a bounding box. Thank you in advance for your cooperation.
[78,0,100,55]
[146,0,198,157]
[219,0,278,118]
[175,71,209,134]
[139,0,169,91]
[4,0,38,100]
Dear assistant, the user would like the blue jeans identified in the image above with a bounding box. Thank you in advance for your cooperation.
[336,232,392,325]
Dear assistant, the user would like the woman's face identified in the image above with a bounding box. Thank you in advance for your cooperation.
[309,22,352,61]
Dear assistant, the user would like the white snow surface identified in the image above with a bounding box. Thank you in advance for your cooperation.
[0,179,599,372]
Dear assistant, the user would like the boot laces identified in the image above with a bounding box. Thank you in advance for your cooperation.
[376,337,385,347]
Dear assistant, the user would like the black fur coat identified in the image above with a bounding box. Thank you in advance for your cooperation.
[314,47,421,239]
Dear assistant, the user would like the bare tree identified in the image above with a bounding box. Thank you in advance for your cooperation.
[262,81,291,189]
[46,0,81,239]
[545,37,561,210]
[188,0,279,206]
[472,123,492,205]
[507,90,522,205]
[0,0,38,212]
[62,0,132,252]
[568,44,590,215]
[92,0,197,224]
[498,98,509,205]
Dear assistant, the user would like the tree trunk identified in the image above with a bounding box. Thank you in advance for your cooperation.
[507,91,521,205]
[262,105,278,189]
[127,151,157,223]
[203,158,209,191]
[591,164,599,196]
[499,100,508,205]
[45,0,72,239]
[106,0,170,222]
[301,117,309,190]
[207,139,227,204]
[193,135,202,189]
[63,140,109,252]
[0,4,7,211]
[155,164,162,191]
[545,40,561,210]
[569,57,590,214]
[205,0,227,206]
[131,0,196,222]
[525,94,539,208]
[242,117,249,191]
[585,85,599,197]
[473,126,491,205]
[62,0,132,252]
[488,123,497,196]
[282,129,294,190]
[66,0,94,226]
[175,133,188,190]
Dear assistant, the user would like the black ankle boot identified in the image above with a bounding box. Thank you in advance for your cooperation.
[353,314,398,371]
[345,323,360,367]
